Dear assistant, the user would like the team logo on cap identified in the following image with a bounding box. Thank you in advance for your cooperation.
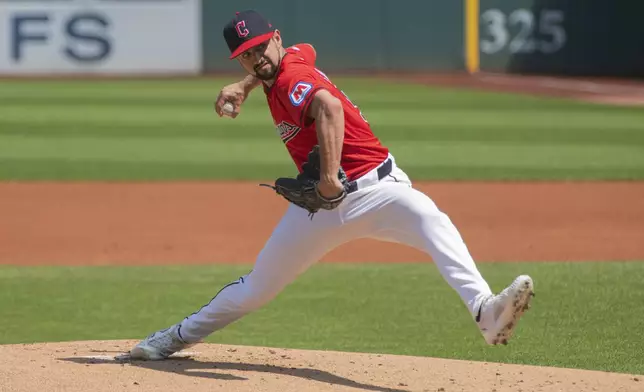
[235,21,249,37]
[289,82,313,106]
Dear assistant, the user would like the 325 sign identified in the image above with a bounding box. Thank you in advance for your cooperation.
[480,8,567,55]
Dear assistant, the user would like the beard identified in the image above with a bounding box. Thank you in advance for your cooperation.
[253,58,278,80]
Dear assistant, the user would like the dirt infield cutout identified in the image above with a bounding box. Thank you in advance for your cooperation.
[1,340,642,392]
[2,181,643,265]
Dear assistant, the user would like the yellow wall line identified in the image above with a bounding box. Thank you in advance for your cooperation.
[465,0,480,73]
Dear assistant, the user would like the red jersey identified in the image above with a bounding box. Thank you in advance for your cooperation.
[263,43,389,181]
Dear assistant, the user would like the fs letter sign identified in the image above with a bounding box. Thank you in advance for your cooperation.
[0,0,201,74]
[11,13,111,63]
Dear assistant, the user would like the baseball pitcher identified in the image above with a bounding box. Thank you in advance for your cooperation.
[129,10,535,360]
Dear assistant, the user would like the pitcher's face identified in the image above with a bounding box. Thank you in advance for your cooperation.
[237,31,283,81]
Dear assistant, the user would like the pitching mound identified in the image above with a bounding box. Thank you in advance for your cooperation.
[2,341,641,392]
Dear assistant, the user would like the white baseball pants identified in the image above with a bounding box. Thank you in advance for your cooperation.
[178,155,493,343]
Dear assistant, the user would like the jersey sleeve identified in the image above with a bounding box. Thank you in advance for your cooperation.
[287,43,316,66]
[276,64,327,127]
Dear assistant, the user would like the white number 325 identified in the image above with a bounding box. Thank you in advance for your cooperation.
[480,8,567,55]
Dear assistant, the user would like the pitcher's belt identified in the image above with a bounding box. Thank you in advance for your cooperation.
[346,158,393,194]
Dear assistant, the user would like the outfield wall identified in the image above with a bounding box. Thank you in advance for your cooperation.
[0,0,642,77]
[479,0,644,77]
[201,0,465,73]
[0,0,201,74]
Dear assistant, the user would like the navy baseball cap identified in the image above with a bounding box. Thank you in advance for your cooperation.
[223,10,275,59]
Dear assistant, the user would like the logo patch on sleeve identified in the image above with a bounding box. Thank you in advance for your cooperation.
[289,82,313,106]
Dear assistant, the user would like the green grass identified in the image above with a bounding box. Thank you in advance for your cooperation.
[1,262,642,375]
[1,78,643,181]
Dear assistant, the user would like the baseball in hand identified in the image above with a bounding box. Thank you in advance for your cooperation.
[222,102,234,116]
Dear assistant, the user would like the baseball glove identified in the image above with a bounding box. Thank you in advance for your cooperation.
[260,145,349,218]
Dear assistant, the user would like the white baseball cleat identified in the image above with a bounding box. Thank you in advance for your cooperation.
[129,324,196,360]
[476,275,535,345]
